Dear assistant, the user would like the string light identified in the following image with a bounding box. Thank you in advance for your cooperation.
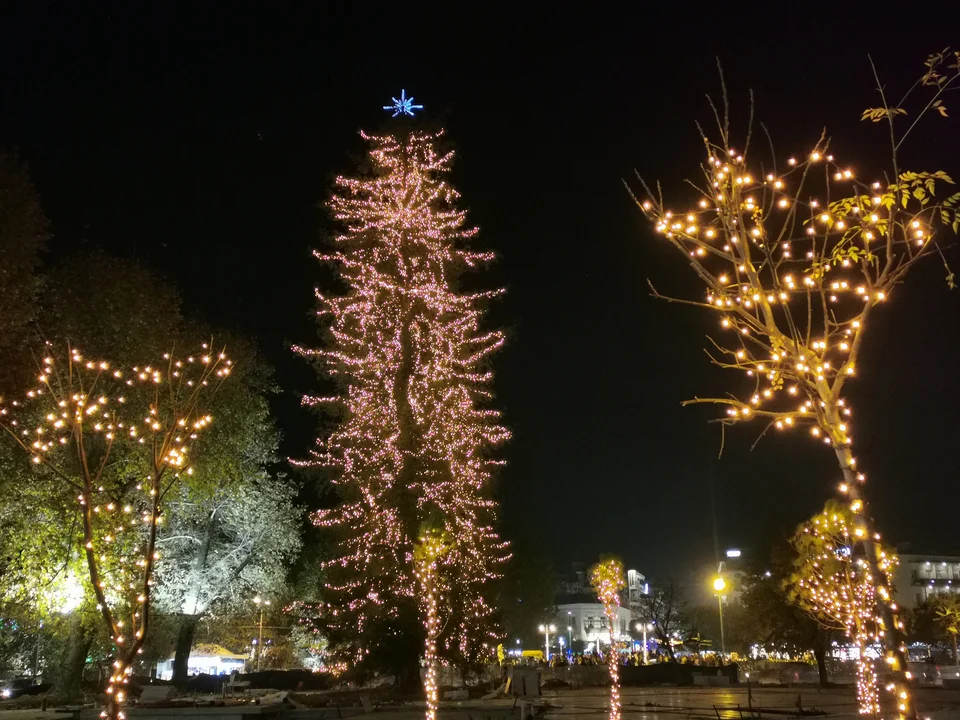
[0,343,230,720]
[631,74,960,718]
[791,502,896,715]
[294,130,509,676]
[414,531,452,720]
[590,559,626,720]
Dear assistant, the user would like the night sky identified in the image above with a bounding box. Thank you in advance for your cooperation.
[2,7,959,583]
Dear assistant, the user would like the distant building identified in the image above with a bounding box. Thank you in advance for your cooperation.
[893,552,960,609]
[557,595,633,650]
[555,562,646,651]
[716,548,748,605]
[627,569,650,612]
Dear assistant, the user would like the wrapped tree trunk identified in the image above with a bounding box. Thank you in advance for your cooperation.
[590,559,625,720]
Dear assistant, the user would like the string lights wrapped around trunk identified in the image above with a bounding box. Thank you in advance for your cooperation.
[790,502,896,715]
[631,52,960,720]
[293,125,509,674]
[0,343,230,720]
[414,531,452,720]
[591,558,626,720]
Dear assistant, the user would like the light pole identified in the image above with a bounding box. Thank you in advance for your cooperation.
[253,596,271,671]
[636,622,651,664]
[538,623,556,662]
[712,577,726,658]
[567,625,573,654]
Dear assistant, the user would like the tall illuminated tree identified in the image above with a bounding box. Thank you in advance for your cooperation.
[295,128,509,682]
[787,501,896,715]
[632,51,960,720]
[0,343,230,720]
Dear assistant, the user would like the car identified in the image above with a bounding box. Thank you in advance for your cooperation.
[906,662,941,686]
[0,678,37,700]
[936,665,960,684]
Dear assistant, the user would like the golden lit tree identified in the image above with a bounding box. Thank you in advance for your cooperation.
[787,501,896,715]
[295,129,510,683]
[0,343,230,720]
[590,558,626,720]
[632,51,960,720]
[413,529,453,720]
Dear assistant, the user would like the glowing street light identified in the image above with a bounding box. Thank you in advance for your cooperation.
[253,596,271,671]
[538,623,556,662]
[712,577,727,657]
[636,622,653,664]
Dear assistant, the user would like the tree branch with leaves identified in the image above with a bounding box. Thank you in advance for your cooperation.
[631,50,960,720]
[0,343,230,720]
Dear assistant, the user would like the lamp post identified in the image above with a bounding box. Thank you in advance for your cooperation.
[538,624,556,662]
[636,622,651,664]
[253,596,271,671]
[567,625,573,655]
[712,577,726,658]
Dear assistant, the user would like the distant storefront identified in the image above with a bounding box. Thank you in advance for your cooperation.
[155,644,247,681]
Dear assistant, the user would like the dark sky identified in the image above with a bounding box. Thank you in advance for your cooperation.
[2,7,959,585]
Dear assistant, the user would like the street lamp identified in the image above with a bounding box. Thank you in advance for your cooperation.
[538,624,556,662]
[636,622,652,664]
[712,577,727,658]
[567,625,573,654]
[253,596,271,671]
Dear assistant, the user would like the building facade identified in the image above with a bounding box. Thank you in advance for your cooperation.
[554,563,646,651]
[893,553,960,609]
[557,599,633,650]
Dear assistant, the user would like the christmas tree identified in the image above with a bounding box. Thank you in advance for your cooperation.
[295,123,509,681]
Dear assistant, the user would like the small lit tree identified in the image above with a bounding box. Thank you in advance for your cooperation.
[632,51,960,720]
[590,558,626,720]
[0,343,230,720]
[413,529,453,720]
[787,501,896,715]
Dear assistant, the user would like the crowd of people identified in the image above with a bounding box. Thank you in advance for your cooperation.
[538,651,726,667]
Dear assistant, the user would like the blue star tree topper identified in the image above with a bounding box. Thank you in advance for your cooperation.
[383,89,424,117]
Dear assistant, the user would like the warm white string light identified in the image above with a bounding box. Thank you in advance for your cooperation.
[0,343,230,720]
[632,53,960,720]
[294,129,509,674]
[591,559,626,720]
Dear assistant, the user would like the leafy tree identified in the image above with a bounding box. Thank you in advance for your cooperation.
[0,342,230,720]
[639,580,688,660]
[631,52,960,720]
[38,250,183,362]
[0,149,48,392]
[910,595,960,663]
[787,501,896,713]
[0,251,186,701]
[153,376,302,690]
[737,565,832,685]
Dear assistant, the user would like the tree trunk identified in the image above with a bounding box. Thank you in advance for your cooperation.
[47,617,92,703]
[172,614,201,690]
[953,633,958,665]
[814,646,829,688]
[829,437,915,720]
